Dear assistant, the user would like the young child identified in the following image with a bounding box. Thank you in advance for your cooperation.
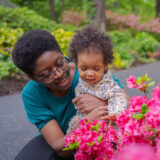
[67,26,128,133]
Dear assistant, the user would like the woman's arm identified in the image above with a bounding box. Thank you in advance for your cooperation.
[72,94,107,114]
[41,105,109,155]
[40,120,72,157]
[66,105,108,134]
[73,89,130,114]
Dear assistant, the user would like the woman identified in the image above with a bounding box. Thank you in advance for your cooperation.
[12,29,125,160]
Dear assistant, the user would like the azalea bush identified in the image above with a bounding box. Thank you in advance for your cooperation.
[64,119,118,159]
[106,10,160,39]
[64,74,160,159]
[61,9,86,26]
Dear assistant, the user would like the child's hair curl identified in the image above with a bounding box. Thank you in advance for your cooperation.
[69,26,113,65]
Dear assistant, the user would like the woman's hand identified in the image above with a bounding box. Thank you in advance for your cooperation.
[72,94,107,114]
[84,106,108,122]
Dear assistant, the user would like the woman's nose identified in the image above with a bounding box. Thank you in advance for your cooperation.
[53,68,63,79]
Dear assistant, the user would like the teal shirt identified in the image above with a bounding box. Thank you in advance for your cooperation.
[22,67,79,133]
[22,67,123,134]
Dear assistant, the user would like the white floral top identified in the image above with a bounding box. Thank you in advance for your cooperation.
[67,70,128,133]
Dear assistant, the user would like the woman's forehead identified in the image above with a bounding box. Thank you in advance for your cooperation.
[35,51,63,72]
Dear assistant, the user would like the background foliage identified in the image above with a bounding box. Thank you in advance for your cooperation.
[0,0,160,81]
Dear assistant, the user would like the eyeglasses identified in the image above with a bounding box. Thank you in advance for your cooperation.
[35,57,67,83]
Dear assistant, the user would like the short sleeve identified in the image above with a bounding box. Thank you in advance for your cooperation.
[22,84,55,130]
[112,74,123,89]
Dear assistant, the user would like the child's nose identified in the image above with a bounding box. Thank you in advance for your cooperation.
[86,70,94,77]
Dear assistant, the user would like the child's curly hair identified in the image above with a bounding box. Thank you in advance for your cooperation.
[69,26,113,64]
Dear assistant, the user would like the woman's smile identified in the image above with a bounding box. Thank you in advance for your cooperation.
[59,76,69,87]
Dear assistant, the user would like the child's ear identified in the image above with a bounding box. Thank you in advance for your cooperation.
[104,64,108,73]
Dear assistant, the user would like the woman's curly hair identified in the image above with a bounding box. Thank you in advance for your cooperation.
[69,26,113,64]
[12,29,62,76]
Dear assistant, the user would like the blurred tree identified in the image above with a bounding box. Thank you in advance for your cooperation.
[49,0,57,22]
[156,0,160,17]
[11,0,57,22]
[93,0,106,32]
[131,0,136,13]
[48,0,66,22]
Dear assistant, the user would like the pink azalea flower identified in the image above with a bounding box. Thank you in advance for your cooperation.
[112,144,159,160]
[65,119,117,160]
[126,75,137,88]
[64,78,160,159]
[75,151,89,160]
[156,139,160,158]
[152,83,160,105]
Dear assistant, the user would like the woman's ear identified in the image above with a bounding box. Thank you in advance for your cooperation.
[27,74,38,82]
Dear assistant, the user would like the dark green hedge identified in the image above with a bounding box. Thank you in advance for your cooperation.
[0,6,57,32]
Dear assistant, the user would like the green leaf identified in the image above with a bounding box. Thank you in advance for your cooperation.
[147,81,155,87]
[136,77,142,83]
[63,141,79,151]
[142,74,151,81]
[91,125,95,131]
[132,113,144,120]
[96,122,100,128]
[136,74,151,84]
[152,128,158,133]
[98,133,103,143]
[87,141,95,146]
[141,103,149,114]
[91,122,101,132]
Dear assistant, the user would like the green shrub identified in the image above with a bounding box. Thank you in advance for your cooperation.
[11,0,95,23]
[0,22,23,80]
[109,30,135,69]
[106,0,155,20]
[108,30,159,69]
[134,32,159,57]
[0,22,23,57]
[0,60,21,80]
[52,29,75,56]
[109,30,132,44]
[0,6,57,32]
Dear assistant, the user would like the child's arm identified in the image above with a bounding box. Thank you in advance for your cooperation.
[101,89,128,126]
[108,88,128,115]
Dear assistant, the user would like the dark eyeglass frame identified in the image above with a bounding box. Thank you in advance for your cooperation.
[34,57,69,83]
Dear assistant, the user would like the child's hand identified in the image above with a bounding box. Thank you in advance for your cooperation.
[101,114,117,126]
